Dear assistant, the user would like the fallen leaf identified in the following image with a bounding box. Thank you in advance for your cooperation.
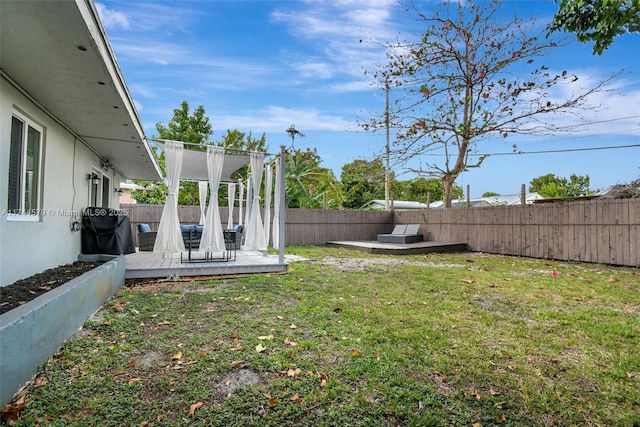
[401,350,411,355]
[157,414,165,421]
[255,343,266,353]
[498,413,507,422]
[472,389,481,400]
[128,360,137,367]
[318,371,328,387]
[128,377,143,385]
[352,350,361,357]
[473,423,482,427]
[290,324,298,329]
[33,376,48,387]
[461,279,475,284]
[188,401,203,417]
[0,401,26,421]
[608,276,618,283]
[626,372,636,378]
[489,387,500,396]
[268,396,279,407]
[284,337,297,347]
[230,360,245,369]
[290,393,303,404]
[229,343,242,351]
[258,406,266,417]
[113,369,127,376]
[551,271,560,278]
[230,333,240,340]
[258,334,274,340]
[139,421,149,427]
[287,368,301,377]
[172,351,183,360]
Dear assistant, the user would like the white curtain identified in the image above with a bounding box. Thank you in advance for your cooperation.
[227,182,236,229]
[198,181,208,225]
[244,175,252,230]
[263,163,272,246]
[243,152,266,250]
[238,180,244,226]
[154,141,185,253]
[272,156,281,249]
[199,146,225,253]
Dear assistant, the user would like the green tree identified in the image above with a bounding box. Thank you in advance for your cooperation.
[482,191,500,197]
[529,173,592,198]
[394,177,462,203]
[340,159,388,209]
[363,0,613,208]
[155,101,213,144]
[284,148,338,209]
[549,0,640,55]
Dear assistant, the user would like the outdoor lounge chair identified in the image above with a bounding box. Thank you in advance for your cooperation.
[377,224,423,244]
[137,223,157,251]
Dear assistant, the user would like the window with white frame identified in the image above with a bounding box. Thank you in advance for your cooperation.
[7,112,44,219]
[88,168,110,208]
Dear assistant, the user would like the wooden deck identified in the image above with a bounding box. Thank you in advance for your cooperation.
[124,250,288,279]
[326,240,467,255]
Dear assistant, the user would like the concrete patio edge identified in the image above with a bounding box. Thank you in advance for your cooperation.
[0,256,126,406]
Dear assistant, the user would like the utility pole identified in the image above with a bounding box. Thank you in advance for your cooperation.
[385,79,391,211]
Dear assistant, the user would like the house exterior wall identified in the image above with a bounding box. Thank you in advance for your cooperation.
[0,77,124,286]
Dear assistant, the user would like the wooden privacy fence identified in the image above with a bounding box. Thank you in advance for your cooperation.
[121,198,639,267]
[397,198,639,267]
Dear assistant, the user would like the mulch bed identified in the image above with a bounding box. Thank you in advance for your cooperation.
[0,261,105,315]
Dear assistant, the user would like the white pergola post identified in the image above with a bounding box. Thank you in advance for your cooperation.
[278,145,286,265]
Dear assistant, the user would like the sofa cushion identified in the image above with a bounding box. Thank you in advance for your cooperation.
[138,223,151,233]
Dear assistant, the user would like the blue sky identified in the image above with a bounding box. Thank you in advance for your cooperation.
[97,0,639,198]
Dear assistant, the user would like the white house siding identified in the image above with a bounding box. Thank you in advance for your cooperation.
[0,78,123,286]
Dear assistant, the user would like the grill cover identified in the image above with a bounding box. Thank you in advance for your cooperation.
[81,207,135,255]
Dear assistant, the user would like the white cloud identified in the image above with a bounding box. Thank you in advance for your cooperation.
[214,106,354,133]
[95,3,130,29]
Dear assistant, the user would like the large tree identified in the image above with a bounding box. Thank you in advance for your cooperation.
[340,159,388,209]
[549,0,640,55]
[284,148,337,209]
[394,177,462,203]
[529,173,593,198]
[364,0,613,208]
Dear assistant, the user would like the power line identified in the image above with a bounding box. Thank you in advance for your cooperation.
[553,115,640,130]
[476,143,640,157]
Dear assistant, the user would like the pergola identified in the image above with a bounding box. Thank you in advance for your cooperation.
[151,140,286,265]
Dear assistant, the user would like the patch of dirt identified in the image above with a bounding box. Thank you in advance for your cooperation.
[0,261,105,315]
[320,256,466,272]
[212,369,262,399]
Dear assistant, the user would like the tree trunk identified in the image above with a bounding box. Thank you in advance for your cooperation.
[442,174,455,209]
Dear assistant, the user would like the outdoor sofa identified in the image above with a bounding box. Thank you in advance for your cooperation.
[376,224,423,244]
[136,223,243,252]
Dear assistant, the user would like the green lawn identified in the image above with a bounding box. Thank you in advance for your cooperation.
[4,247,639,426]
